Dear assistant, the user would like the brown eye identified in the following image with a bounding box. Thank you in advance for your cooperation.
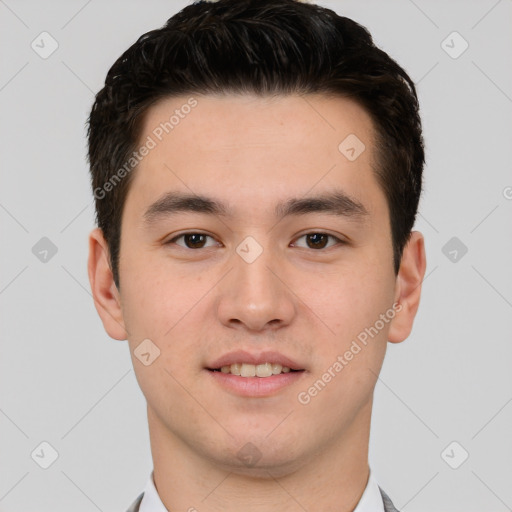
[292,232,342,250]
[183,234,207,248]
[306,233,329,249]
[169,233,218,249]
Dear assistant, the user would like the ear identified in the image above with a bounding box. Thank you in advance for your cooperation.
[388,231,426,344]
[87,228,127,340]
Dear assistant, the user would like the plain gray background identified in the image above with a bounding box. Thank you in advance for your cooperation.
[1,0,511,510]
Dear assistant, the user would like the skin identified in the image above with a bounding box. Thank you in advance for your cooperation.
[88,94,426,512]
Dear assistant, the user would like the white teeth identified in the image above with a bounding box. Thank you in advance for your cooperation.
[230,363,241,375]
[215,362,295,377]
[272,363,283,374]
[256,363,273,377]
[240,363,256,377]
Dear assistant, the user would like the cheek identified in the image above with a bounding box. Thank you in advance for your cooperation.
[119,252,216,362]
[121,269,210,405]
[301,261,395,346]
[294,266,392,416]
[120,274,166,341]
[119,245,182,331]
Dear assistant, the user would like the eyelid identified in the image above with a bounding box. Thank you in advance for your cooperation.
[166,231,221,248]
[290,232,346,249]
[164,231,347,249]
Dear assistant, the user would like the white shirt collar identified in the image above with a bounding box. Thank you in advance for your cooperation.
[139,471,167,512]
[354,470,385,512]
[139,468,384,512]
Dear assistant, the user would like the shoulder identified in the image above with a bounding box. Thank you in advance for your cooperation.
[379,487,401,512]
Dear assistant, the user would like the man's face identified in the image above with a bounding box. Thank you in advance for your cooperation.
[116,94,400,474]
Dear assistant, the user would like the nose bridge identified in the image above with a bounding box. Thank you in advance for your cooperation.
[217,236,295,331]
[235,244,276,298]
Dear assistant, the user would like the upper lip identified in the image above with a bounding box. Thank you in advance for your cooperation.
[207,350,304,371]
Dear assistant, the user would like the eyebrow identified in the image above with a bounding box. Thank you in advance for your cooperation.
[143,193,229,224]
[143,189,369,225]
[276,190,368,220]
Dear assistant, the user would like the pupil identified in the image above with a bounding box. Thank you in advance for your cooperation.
[186,234,205,248]
[307,233,327,249]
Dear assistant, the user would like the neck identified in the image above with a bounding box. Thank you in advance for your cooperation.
[148,399,373,512]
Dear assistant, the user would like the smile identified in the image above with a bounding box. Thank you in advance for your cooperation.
[210,362,303,378]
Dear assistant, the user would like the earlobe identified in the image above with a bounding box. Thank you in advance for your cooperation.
[387,231,427,344]
[87,228,128,340]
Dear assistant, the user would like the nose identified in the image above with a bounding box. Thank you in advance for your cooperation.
[216,244,297,333]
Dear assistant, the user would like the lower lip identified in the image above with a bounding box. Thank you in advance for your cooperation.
[206,370,306,397]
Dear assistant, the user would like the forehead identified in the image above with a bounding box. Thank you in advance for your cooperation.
[126,93,383,219]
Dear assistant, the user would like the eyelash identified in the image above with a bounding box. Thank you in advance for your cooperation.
[166,232,345,250]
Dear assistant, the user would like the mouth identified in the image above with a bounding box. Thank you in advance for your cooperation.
[206,350,305,375]
[205,350,306,397]
[208,363,304,378]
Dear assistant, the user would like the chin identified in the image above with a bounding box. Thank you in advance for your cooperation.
[206,433,308,479]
